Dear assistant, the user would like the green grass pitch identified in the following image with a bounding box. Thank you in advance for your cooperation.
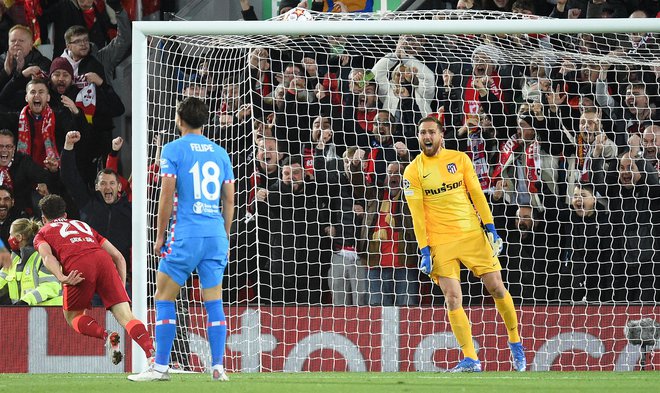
[2,372,660,393]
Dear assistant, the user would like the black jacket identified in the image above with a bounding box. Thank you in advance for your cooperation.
[60,148,131,263]
[3,152,58,215]
[40,0,116,58]
[0,49,51,112]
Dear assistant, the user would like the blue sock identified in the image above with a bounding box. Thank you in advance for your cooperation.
[204,299,227,367]
[155,300,176,368]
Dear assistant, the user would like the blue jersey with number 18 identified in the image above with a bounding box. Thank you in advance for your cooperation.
[160,133,234,239]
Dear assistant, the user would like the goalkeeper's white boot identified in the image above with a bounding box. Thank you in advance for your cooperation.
[105,331,122,365]
[212,365,229,381]
[127,365,171,382]
[449,357,482,372]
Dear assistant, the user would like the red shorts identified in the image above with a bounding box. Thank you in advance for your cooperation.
[62,249,130,311]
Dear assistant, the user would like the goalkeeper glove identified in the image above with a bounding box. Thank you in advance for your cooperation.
[485,223,503,257]
[419,246,432,275]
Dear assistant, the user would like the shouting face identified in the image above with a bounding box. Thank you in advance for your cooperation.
[25,81,50,115]
[418,119,444,157]
[95,172,121,204]
[618,153,641,189]
[0,134,15,167]
[571,186,596,218]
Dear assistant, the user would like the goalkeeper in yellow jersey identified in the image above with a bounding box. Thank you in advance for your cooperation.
[403,117,526,372]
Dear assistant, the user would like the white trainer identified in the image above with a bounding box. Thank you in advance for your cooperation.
[127,366,171,382]
[212,366,229,381]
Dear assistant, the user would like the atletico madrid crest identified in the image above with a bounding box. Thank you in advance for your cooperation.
[447,163,457,174]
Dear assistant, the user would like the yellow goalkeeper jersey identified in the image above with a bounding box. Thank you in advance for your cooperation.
[403,148,494,247]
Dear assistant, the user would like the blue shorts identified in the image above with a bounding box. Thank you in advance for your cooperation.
[159,236,228,288]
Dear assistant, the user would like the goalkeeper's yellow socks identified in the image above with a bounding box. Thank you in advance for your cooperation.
[448,308,478,360]
[494,291,521,343]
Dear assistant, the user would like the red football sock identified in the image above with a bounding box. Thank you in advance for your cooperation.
[71,315,106,340]
[126,319,155,358]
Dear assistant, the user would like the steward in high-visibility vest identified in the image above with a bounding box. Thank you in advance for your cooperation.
[0,246,63,306]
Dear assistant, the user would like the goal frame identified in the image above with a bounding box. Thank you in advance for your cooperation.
[131,17,660,372]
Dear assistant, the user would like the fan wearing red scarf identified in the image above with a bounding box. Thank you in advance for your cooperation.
[17,78,59,169]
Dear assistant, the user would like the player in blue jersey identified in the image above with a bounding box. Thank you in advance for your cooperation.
[128,97,235,382]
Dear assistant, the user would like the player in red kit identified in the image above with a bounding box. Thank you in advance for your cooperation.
[34,194,154,366]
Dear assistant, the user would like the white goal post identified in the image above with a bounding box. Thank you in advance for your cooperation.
[132,14,660,373]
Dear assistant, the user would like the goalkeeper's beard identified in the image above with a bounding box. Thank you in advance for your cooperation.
[421,141,442,157]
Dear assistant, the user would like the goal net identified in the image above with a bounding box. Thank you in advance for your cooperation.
[132,9,660,373]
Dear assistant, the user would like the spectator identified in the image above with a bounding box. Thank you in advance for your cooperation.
[104,136,130,200]
[550,0,586,19]
[0,25,51,112]
[442,43,518,150]
[364,110,410,187]
[622,82,658,136]
[257,155,332,304]
[61,25,127,161]
[0,5,13,56]
[59,131,132,283]
[273,62,317,156]
[215,76,250,129]
[491,104,563,211]
[503,204,562,301]
[457,0,479,10]
[639,124,659,173]
[278,0,303,15]
[239,0,259,20]
[572,109,618,185]
[559,183,621,302]
[0,78,89,171]
[306,115,340,178]
[596,79,658,142]
[328,146,371,306]
[511,0,535,15]
[40,0,120,59]
[248,47,274,118]
[365,161,419,306]
[372,35,437,135]
[594,151,659,301]
[0,185,27,248]
[46,57,99,184]
[456,109,499,193]
[482,0,513,12]
[588,1,639,19]
[235,136,282,302]
[0,217,62,305]
[342,69,378,148]
[0,128,58,215]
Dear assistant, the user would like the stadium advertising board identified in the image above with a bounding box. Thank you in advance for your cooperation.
[1,306,657,373]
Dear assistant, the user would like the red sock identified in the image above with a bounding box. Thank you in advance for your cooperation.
[126,319,155,358]
[71,315,106,340]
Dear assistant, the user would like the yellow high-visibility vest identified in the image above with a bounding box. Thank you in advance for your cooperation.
[0,250,62,306]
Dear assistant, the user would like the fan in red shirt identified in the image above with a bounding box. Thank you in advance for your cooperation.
[34,194,154,366]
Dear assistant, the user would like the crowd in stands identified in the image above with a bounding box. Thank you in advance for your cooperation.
[0,0,131,305]
[198,0,660,306]
[2,0,659,308]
